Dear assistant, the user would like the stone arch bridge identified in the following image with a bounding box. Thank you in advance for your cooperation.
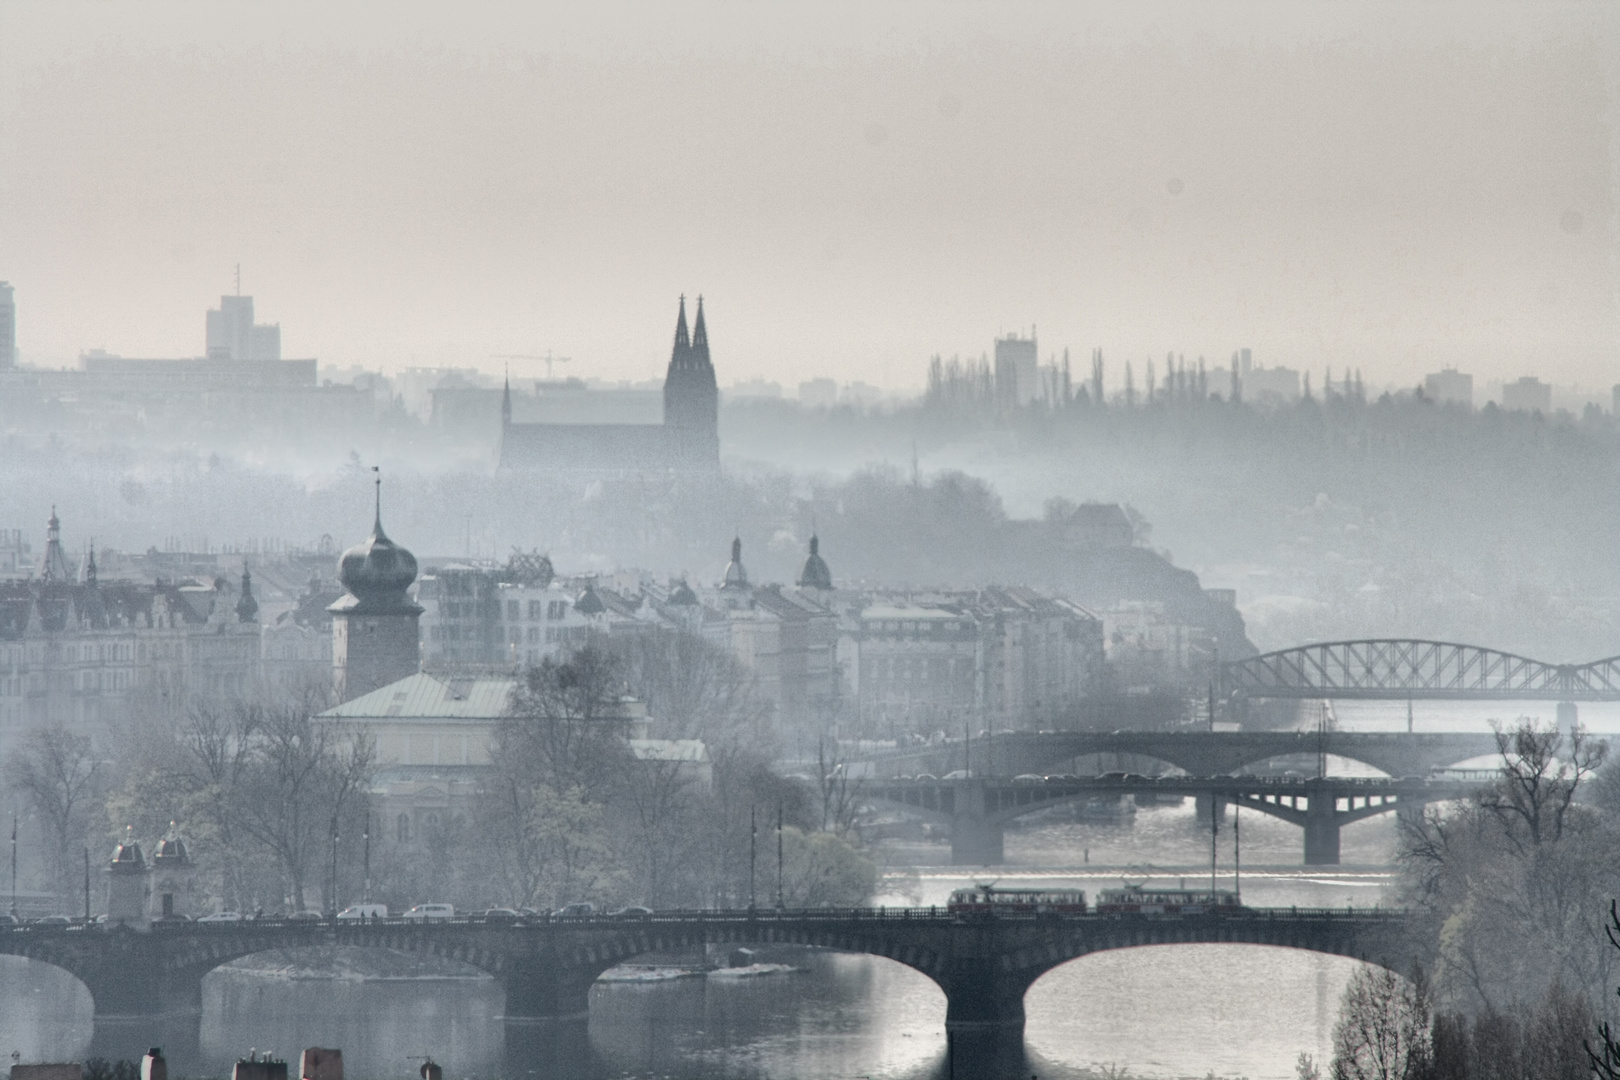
[0,909,1418,1043]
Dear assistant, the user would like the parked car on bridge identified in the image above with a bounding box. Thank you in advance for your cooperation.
[403,903,455,921]
[286,910,324,922]
[476,908,522,920]
[336,904,388,920]
[1012,774,1046,784]
[553,902,595,917]
[32,915,72,925]
[942,770,973,780]
[197,911,243,923]
[612,906,653,917]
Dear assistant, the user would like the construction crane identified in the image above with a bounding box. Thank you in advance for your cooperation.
[490,352,571,379]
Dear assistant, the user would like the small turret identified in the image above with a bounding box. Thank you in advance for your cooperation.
[796,535,833,590]
[40,507,71,582]
[107,827,150,928]
[236,566,259,623]
[721,537,748,591]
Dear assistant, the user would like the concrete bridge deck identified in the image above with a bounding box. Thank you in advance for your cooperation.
[863,774,1479,865]
[857,730,1504,780]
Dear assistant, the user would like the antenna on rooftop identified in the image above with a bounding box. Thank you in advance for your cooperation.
[234,264,241,296]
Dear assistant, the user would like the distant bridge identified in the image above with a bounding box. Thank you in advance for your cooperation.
[864,775,1477,865]
[857,730,1503,781]
[0,908,1418,1055]
[1221,639,1620,701]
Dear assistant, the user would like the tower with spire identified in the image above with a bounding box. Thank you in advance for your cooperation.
[327,470,423,702]
[497,295,720,474]
[40,508,71,582]
[662,295,719,468]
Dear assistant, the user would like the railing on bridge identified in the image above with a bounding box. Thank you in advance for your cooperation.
[0,905,1407,932]
[1222,639,1620,701]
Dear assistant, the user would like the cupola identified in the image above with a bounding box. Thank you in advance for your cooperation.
[796,535,833,590]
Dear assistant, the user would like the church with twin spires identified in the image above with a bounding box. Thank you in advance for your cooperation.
[498,296,720,474]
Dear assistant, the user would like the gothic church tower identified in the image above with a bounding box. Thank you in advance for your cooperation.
[662,295,719,468]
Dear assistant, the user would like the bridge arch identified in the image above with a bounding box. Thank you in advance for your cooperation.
[0,946,97,1013]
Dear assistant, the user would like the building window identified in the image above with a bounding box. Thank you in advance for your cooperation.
[548,600,567,620]
[508,600,520,621]
[397,813,411,844]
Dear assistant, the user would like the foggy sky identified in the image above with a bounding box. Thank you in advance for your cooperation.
[0,1,1615,390]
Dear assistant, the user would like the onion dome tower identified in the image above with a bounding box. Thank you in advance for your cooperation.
[796,535,833,591]
[106,827,150,928]
[328,471,423,702]
[662,295,720,470]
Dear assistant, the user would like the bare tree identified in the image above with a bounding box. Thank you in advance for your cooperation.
[506,642,632,800]
[815,738,864,835]
[1480,719,1606,849]
[1330,965,1431,1080]
[5,722,104,904]
[232,700,373,913]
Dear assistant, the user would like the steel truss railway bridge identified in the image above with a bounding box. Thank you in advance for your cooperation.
[1220,639,1620,702]
[0,908,1417,1060]
[864,775,1477,864]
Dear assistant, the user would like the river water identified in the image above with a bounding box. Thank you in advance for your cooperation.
[0,796,1410,1080]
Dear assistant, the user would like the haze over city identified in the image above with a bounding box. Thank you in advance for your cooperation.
[2,1,1616,388]
[2,4,1620,1080]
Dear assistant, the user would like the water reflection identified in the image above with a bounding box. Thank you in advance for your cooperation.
[201,971,504,1080]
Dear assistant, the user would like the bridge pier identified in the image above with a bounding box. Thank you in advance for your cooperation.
[498,965,600,1020]
[938,954,1037,1035]
[950,818,1004,865]
[1194,794,1227,826]
[1303,794,1341,865]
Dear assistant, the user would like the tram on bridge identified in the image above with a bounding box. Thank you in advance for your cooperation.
[1094,885,1243,915]
[946,884,1089,915]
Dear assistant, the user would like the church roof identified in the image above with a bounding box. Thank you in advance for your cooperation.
[319,671,517,722]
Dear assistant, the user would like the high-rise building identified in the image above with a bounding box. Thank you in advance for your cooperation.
[0,281,15,369]
[1501,376,1552,414]
[1424,368,1473,409]
[205,294,281,360]
[994,332,1039,408]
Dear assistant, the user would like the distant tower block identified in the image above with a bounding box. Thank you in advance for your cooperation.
[0,281,15,369]
[106,831,149,929]
[329,474,422,702]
